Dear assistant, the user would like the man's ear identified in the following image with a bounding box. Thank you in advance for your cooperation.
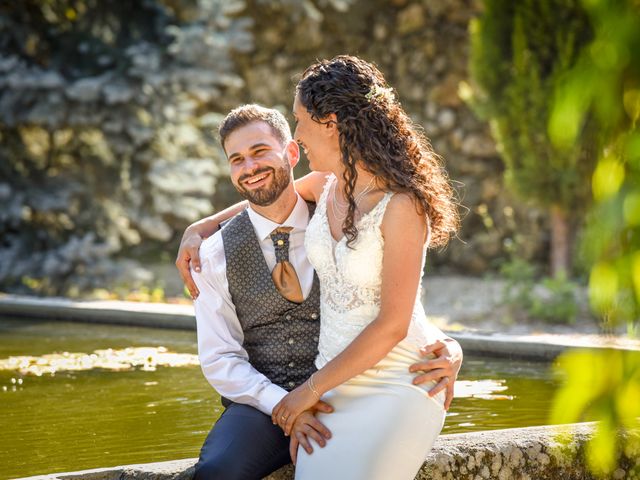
[286,139,300,168]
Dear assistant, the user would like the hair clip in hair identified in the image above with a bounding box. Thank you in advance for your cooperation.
[365,84,395,103]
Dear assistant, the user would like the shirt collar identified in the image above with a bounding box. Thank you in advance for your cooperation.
[247,194,310,241]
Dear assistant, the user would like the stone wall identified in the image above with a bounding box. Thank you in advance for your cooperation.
[0,0,549,295]
[0,1,249,294]
[21,424,639,480]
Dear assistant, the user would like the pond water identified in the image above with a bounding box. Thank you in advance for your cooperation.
[0,318,560,479]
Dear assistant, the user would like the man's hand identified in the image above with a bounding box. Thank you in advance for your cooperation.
[409,337,463,410]
[175,228,204,299]
[288,409,332,465]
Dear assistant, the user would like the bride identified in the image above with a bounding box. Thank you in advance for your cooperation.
[269,55,459,479]
[179,55,460,479]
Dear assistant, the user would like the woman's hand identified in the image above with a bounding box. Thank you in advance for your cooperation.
[175,201,250,299]
[272,382,320,435]
[175,227,204,299]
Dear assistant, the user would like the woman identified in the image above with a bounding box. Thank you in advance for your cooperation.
[271,55,458,479]
[182,56,459,479]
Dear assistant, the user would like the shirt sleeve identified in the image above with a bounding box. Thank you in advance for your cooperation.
[192,234,287,415]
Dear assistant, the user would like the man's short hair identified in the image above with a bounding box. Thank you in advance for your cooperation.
[219,104,292,149]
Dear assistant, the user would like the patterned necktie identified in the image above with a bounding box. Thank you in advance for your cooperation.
[270,227,304,304]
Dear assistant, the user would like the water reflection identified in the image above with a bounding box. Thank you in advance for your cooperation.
[454,379,513,400]
[1,347,515,401]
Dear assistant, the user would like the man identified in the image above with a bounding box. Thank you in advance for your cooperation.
[176,104,462,480]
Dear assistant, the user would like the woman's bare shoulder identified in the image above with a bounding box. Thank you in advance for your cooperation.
[295,171,333,202]
[383,192,426,236]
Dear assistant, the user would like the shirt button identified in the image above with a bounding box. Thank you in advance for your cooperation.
[288,381,295,388]
[311,313,318,319]
[277,240,284,246]
[313,337,319,342]
[288,361,295,368]
[285,315,292,320]
[288,338,294,345]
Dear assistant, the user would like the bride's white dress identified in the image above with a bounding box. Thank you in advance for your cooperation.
[294,174,446,480]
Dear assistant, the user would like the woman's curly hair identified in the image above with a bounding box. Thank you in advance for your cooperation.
[296,55,459,248]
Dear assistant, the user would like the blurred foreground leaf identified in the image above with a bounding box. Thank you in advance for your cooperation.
[552,349,640,476]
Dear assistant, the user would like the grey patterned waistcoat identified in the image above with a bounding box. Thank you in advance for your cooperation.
[222,208,320,392]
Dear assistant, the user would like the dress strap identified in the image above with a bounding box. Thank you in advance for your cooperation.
[377,191,395,214]
[365,191,394,227]
[317,173,337,210]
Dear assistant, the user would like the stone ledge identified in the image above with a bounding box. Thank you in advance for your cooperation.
[0,294,194,330]
[16,423,639,480]
[2,294,637,361]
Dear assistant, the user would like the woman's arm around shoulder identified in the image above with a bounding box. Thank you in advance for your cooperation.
[175,200,248,299]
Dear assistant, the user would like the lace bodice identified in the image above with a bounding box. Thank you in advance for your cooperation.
[305,174,436,368]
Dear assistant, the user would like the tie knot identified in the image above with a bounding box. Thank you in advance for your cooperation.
[270,226,292,263]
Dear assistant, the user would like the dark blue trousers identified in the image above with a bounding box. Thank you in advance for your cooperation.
[193,402,291,480]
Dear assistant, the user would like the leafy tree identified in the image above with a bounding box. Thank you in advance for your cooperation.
[548,0,640,329]
[470,1,640,472]
[467,0,598,276]
[548,0,640,476]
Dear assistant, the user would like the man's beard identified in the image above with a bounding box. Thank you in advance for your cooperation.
[235,163,291,206]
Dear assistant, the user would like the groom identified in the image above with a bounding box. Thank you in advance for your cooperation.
[177,104,462,480]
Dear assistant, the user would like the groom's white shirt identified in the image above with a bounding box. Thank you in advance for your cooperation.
[192,194,314,415]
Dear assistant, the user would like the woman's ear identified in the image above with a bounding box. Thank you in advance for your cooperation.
[325,113,338,134]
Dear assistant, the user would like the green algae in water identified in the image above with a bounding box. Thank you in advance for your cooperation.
[0,346,199,376]
[0,318,559,478]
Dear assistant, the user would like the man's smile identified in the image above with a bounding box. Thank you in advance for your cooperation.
[241,170,272,189]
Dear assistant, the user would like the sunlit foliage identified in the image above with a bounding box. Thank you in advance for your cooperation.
[549,0,640,476]
[547,0,639,331]
[467,0,599,276]
[552,350,640,475]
